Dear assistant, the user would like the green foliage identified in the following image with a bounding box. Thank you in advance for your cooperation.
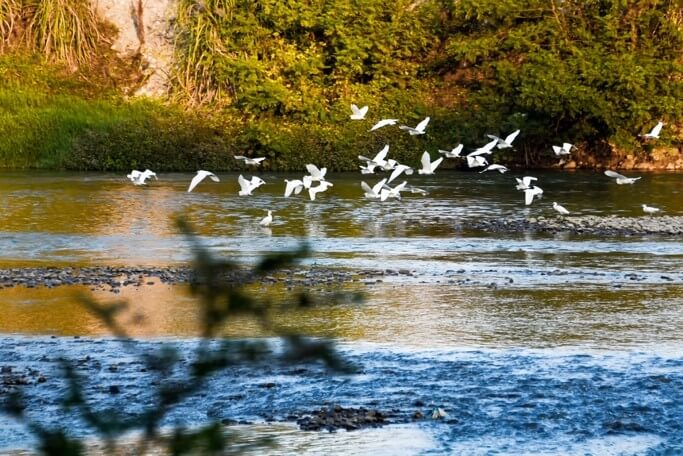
[436,0,683,155]
[173,0,437,120]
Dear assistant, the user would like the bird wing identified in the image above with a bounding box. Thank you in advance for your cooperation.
[379,188,390,202]
[522,176,537,187]
[650,122,663,137]
[308,186,318,201]
[358,106,369,117]
[208,172,219,182]
[305,163,321,178]
[486,134,502,143]
[284,180,297,197]
[188,172,207,192]
[388,166,404,183]
[524,189,535,205]
[374,145,389,163]
[452,144,463,157]
[552,145,561,156]
[350,104,361,115]
[504,129,520,144]
[604,170,626,179]
[237,174,251,193]
[249,176,264,187]
[253,157,266,163]
[360,181,373,195]
[393,181,408,193]
[302,175,313,188]
[562,143,573,152]
[420,151,431,171]
[430,157,443,172]
[372,178,388,194]
[466,156,477,168]
[415,117,430,132]
[234,155,246,160]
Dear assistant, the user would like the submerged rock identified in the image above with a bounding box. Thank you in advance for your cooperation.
[296,405,389,431]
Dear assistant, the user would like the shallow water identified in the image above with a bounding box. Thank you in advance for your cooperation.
[0,170,682,453]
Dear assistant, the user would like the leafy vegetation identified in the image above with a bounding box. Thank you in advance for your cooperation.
[0,0,681,170]
[433,0,683,160]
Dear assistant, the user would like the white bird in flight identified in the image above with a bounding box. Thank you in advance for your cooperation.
[640,121,663,139]
[487,129,520,149]
[399,117,430,135]
[284,179,305,197]
[187,170,219,193]
[418,151,443,175]
[361,178,387,199]
[237,175,265,196]
[405,185,429,195]
[524,186,544,205]
[369,119,398,131]
[469,138,499,157]
[480,164,508,174]
[604,170,641,185]
[308,181,333,201]
[303,163,327,188]
[259,210,273,226]
[438,144,463,158]
[358,145,389,169]
[387,162,414,183]
[380,181,407,201]
[466,155,488,168]
[642,204,661,215]
[553,202,570,215]
[234,155,266,166]
[552,143,573,156]
[350,104,369,120]
[127,169,157,186]
[515,176,537,190]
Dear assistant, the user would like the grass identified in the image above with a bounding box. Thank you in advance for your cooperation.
[0,0,22,49]
[0,53,454,171]
[24,0,102,68]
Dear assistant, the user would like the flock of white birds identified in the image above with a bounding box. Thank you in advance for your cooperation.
[126,108,666,226]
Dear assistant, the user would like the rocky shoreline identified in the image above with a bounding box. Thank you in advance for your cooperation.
[467,215,683,236]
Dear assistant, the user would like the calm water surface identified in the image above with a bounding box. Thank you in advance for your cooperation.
[0,170,682,454]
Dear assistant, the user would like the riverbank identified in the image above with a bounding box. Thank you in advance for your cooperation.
[1,55,681,172]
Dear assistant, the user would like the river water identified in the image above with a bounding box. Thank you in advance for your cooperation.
[0,170,682,454]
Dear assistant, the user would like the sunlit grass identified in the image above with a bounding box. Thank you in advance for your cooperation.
[24,0,102,68]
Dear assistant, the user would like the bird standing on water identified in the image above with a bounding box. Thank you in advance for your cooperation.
[553,202,570,215]
[259,210,273,226]
[642,204,661,215]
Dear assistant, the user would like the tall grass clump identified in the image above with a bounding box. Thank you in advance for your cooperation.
[174,0,231,106]
[0,0,22,49]
[24,0,102,68]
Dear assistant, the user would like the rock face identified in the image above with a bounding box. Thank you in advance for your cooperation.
[94,0,177,97]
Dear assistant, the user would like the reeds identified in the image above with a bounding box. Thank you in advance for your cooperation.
[174,0,233,106]
[24,0,102,68]
[0,0,22,50]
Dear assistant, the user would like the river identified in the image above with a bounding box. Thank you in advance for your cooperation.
[0,170,681,454]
